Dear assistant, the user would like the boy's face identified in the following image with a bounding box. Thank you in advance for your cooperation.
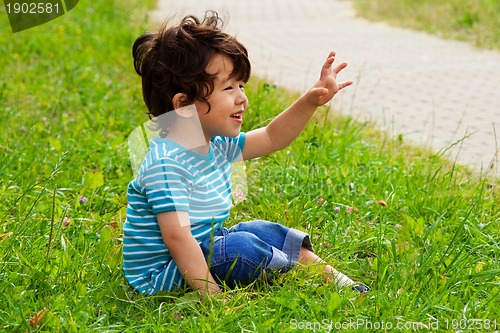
[195,54,248,141]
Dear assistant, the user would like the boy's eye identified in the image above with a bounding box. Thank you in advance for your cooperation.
[223,84,244,91]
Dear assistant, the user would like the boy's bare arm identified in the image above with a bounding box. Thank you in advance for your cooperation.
[242,51,352,160]
[157,211,220,296]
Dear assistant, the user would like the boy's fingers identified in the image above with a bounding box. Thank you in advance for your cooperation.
[333,62,349,74]
[339,80,354,90]
[311,87,329,96]
[323,52,336,66]
[322,58,335,73]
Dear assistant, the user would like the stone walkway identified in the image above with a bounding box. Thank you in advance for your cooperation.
[151,0,500,177]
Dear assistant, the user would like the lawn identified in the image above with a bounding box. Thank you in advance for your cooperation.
[1,0,499,331]
[354,0,500,50]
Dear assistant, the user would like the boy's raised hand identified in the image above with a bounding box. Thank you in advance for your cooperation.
[243,50,353,160]
[307,51,353,107]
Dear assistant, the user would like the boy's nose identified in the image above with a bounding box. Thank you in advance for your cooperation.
[235,89,248,107]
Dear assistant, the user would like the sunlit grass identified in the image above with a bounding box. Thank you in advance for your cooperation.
[353,0,500,49]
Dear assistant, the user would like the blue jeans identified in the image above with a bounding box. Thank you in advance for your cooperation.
[200,220,313,288]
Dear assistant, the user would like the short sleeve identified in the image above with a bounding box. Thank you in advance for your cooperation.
[141,158,192,215]
[211,132,246,163]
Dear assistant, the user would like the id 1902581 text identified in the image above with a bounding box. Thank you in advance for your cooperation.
[5,2,60,14]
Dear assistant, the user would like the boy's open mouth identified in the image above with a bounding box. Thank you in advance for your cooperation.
[230,112,243,119]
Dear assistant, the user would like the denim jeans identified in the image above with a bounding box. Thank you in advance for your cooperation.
[200,220,313,288]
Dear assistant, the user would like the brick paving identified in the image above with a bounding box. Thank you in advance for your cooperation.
[151,0,500,177]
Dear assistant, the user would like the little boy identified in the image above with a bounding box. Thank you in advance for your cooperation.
[123,11,370,296]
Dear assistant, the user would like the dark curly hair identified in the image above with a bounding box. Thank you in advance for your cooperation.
[132,10,251,119]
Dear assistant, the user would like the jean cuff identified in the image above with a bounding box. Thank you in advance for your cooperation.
[281,228,313,268]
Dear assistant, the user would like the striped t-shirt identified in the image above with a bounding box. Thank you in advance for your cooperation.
[123,133,246,294]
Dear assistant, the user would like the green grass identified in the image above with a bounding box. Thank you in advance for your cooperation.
[353,0,500,50]
[1,1,499,332]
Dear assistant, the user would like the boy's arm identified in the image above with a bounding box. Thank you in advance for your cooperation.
[157,211,220,296]
[242,51,352,160]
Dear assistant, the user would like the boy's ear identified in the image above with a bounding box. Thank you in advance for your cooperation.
[172,93,195,118]
[172,93,188,109]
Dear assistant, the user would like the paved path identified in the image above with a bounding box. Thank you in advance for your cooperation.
[151,0,500,177]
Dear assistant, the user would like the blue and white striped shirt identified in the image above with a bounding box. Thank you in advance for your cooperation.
[123,134,246,294]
